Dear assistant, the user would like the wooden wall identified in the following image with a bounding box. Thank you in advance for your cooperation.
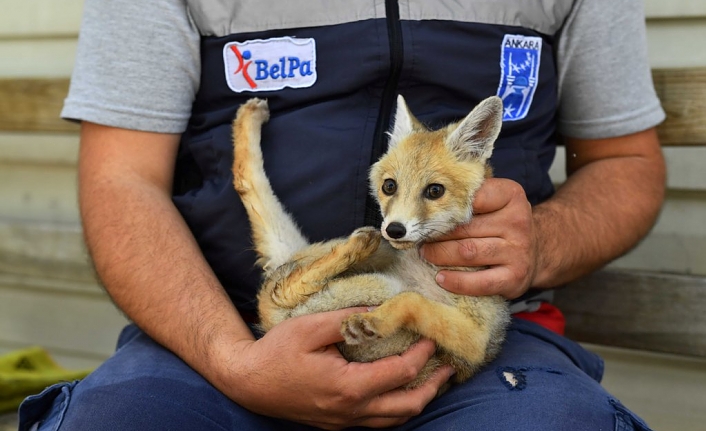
[0,1,705,369]
[625,5,706,276]
[0,0,128,369]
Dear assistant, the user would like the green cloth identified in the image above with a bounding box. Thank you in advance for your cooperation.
[0,347,91,413]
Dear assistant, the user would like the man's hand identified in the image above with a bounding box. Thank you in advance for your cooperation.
[419,178,537,299]
[419,128,666,296]
[212,309,454,430]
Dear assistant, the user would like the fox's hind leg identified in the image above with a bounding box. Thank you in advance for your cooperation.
[341,292,491,369]
[232,99,309,271]
[232,98,270,196]
[269,227,382,309]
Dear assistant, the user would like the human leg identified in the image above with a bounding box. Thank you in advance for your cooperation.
[19,320,652,431]
[17,325,312,431]
[369,318,652,431]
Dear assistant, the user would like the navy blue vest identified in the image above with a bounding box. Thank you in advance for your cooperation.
[173,18,558,312]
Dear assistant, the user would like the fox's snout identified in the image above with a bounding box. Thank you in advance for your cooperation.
[381,219,418,249]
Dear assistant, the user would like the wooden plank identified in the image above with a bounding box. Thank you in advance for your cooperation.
[0,0,83,39]
[0,78,75,132]
[551,146,706,191]
[0,78,76,133]
[0,280,127,359]
[0,39,77,78]
[661,148,706,190]
[609,226,706,278]
[0,164,80,223]
[647,20,706,69]
[555,270,706,357]
[0,68,703,142]
[0,221,94,283]
[607,189,706,277]
[645,0,706,19]
[0,133,78,166]
[653,68,706,146]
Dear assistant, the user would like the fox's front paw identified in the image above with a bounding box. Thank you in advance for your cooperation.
[270,282,304,309]
[352,226,379,235]
[349,227,382,257]
[341,313,383,345]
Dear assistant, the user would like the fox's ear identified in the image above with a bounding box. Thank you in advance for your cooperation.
[388,95,417,148]
[446,96,503,164]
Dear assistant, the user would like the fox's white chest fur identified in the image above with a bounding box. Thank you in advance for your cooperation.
[388,249,452,305]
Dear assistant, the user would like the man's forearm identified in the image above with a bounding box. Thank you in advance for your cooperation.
[78,123,254,385]
[82,178,252,356]
[531,129,666,288]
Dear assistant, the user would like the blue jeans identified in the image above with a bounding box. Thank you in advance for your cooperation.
[18,319,652,430]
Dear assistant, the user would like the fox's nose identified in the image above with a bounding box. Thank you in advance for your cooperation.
[385,222,407,239]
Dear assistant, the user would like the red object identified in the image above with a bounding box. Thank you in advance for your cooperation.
[514,302,566,335]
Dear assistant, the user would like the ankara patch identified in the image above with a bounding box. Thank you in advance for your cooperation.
[496,34,542,121]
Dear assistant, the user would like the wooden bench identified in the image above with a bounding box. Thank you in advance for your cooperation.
[1,69,705,360]
[556,270,706,357]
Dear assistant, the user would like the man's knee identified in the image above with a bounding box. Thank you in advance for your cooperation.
[413,365,651,430]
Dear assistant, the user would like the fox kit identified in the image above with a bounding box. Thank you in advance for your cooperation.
[232,96,510,387]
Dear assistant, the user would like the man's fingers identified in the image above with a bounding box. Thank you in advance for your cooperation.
[420,237,504,267]
[345,338,436,396]
[359,365,456,420]
[291,308,370,349]
[435,266,526,299]
[472,177,524,214]
[295,338,439,429]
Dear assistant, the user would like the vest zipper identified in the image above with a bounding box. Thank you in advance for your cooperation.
[365,0,404,227]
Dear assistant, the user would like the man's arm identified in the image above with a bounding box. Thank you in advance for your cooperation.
[420,128,666,297]
[78,122,453,430]
[78,122,254,382]
[532,128,666,287]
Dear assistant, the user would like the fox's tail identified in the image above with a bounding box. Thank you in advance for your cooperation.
[232,99,309,273]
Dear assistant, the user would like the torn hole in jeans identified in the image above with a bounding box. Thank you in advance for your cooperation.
[496,366,563,391]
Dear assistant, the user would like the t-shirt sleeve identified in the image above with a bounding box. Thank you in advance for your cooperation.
[556,0,665,140]
[61,0,201,133]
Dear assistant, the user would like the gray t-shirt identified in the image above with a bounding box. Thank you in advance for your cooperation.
[62,0,665,139]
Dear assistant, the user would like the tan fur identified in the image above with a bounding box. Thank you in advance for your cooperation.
[232,96,510,389]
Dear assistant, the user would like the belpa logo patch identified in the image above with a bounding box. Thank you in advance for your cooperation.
[496,34,542,121]
[224,37,317,93]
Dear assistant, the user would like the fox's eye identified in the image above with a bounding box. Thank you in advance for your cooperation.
[425,184,445,200]
[382,179,397,196]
